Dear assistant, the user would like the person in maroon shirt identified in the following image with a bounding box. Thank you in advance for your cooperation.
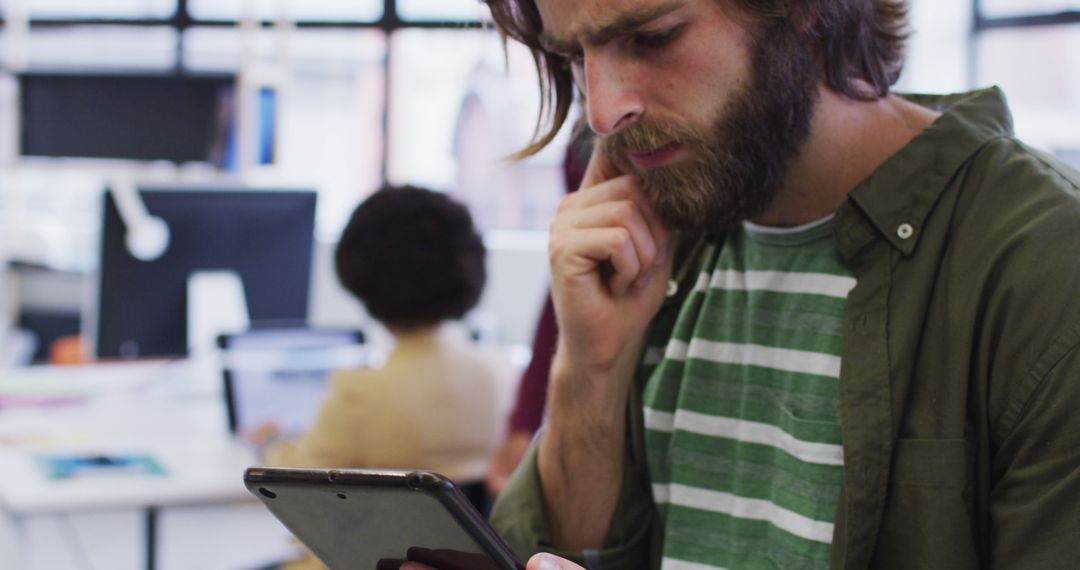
[486,122,592,496]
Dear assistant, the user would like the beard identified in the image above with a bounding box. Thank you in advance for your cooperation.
[596,20,820,233]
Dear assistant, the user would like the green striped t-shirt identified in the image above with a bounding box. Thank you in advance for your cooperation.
[642,216,854,569]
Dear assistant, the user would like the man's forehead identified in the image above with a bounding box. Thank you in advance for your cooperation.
[536,0,687,53]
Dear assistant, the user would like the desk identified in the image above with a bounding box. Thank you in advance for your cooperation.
[0,359,260,570]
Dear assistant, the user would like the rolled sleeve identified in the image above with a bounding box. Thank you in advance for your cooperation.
[489,433,660,570]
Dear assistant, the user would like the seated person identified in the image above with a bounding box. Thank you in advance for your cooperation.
[258,185,516,569]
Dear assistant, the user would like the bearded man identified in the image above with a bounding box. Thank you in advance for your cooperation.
[467,0,1080,569]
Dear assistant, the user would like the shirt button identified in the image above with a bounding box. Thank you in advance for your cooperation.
[666,280,678,297]
[897,223,914,240]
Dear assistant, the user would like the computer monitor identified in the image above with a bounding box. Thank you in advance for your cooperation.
[95,186,317,359]
[218,327,366,437]
[18,70,275,167]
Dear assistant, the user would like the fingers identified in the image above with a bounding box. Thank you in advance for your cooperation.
[564,167,670,258]
[562,227,642,295]
[551,181,670,296]
[552,194,639,259]
[580,146,624,189]
[527,553,586,570]
[561,173,656,230]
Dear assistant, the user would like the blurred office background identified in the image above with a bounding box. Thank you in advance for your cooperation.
[0,0,1078,569]
[2,0,1080,356]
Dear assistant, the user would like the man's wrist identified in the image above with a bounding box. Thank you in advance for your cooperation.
[546,343,639,434]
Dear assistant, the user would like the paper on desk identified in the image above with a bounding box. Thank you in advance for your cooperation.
[35,453,167,479]
[0,360,174,404]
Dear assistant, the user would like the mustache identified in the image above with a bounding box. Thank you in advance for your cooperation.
[597,119,708,166]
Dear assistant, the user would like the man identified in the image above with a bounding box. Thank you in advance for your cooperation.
[480,0,1080,569]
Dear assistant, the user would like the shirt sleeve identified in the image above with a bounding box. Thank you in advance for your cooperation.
[989,323,1080,568]
[489,426,661,570]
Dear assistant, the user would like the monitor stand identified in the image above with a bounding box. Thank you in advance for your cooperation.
[187,270,250,356]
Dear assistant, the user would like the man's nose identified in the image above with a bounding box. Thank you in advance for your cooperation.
[582,55,644,136]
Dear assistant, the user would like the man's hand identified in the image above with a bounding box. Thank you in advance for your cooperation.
[527,553,585,570]
[548,149,672,376]
[397,552,583,570]
[538,148,673,550]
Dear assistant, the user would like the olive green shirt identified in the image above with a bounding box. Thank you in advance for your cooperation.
[490,88,1080,569]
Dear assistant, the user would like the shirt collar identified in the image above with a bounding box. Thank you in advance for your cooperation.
[835,87,1015,259]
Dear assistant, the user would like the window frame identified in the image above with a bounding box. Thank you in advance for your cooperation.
[974,0,1080,30]
[13,1,1076,179]
[971,0,1080,85]
[0,0,488,182]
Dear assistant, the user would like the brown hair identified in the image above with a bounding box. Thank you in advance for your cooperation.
[484,0,909,157]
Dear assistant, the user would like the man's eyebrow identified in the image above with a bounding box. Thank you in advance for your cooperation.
[539,0,684,55]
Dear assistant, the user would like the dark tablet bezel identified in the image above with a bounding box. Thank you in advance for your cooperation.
[244,466,524,570]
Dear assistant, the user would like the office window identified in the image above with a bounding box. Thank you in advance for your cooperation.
[976,24,1080,158]
[0,0,574,272]
[16,26,177,69]
[900,0,972,94]
[396,0,489,22]
[388,29,572,232]
[188,0,382,22]
[185,28,387,235]
[4,0,175,19]
[981,0,1080,18]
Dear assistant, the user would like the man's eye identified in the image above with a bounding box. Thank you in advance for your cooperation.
[631,26,682,49]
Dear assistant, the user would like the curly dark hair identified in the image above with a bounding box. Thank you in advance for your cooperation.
[335,185,486,330]
[484,0,909,157]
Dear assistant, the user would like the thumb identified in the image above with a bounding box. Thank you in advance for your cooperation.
[527,553,586,570]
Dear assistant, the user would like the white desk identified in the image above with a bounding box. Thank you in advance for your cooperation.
[0,359,261,570]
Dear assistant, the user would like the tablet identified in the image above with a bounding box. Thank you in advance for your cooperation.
[244,467,524,570]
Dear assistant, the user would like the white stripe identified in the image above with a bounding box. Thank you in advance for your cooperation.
[662,558,728,570]
[645,407,676,431]
[743,214,834,235]
[709,269,855,298]
[664,339,690,361]
[663,339,841,378]
[692,271,711,293]
[653,483,835,543]
[643,408,843,466]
